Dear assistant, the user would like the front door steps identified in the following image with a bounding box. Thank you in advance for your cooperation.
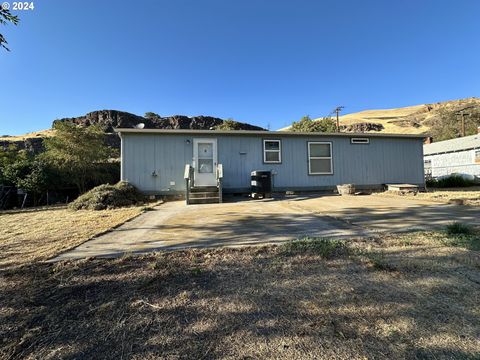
[188,186,221,204]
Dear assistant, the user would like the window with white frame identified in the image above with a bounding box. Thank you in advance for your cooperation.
[263,140,281,163]
[308,142,333,175]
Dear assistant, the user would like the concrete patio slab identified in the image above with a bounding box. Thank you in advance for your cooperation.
[51,198,369,261]
[50,194,480,261]
[284,194,480,232]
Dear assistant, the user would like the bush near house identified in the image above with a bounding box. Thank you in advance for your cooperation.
[426,174,477,188]
[69,182,145,210]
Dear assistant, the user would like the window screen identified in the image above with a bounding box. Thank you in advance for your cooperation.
[263,140,281,163]
[308,142,332,174]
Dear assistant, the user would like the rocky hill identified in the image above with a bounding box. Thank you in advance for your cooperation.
[1,110,265,153]
[52,110,265,132]
[280,97,480,135]
[3,99,480,153]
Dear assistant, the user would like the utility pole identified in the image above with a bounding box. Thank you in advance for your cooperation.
[455,106,474,137]
[460,112,469,137]
[334,106,344,132]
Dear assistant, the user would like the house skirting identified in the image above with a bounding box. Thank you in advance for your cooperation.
[140,183,425,197]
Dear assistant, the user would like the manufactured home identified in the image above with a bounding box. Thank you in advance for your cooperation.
[423,129,480,180]
[115,129,425,203]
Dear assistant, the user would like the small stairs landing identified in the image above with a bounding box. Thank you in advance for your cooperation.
[188,186,220,204]
[386,184,419,193]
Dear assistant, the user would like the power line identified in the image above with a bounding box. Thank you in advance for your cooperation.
[333,106,344,132]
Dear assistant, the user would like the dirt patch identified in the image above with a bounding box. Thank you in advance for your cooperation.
[1,234,479,359]
[0,206,145,268]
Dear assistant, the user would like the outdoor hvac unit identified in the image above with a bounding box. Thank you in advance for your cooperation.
[251,170,272,199]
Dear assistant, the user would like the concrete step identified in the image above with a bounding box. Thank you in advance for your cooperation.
[190,186,218,193]
[189,192,220,199]
[188,197,220,204]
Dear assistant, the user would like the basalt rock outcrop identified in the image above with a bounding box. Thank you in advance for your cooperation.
[2,110,264,153]
[53,110,265,132]
[0,137,44,153]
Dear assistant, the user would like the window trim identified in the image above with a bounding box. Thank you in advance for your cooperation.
[263,139,282,164]
[308,141,333,175]
[351,137,370,144]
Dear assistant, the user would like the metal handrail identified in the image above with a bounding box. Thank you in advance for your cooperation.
[185,163,223,204]
[184,164,194,204]
[216,164,223,203]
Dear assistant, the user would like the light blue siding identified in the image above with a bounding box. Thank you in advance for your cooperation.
[121,133,425,194]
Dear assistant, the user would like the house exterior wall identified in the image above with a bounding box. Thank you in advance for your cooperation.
[424,149,480,179]
[120,133,425,194]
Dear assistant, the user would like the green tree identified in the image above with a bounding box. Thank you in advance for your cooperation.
[0,149,50,205]
[43,122,113,193]
[290,115,337,133]
[0,8,19,51]
[214,118,246,130]
[0,145,18,184]
[144,112,161,120]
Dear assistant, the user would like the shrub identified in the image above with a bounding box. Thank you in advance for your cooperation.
[281,237,348,258]
[445,222,473,236]
[427,175,476,188]
[69,181,145,210]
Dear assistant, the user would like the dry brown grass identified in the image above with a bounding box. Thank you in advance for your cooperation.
[0,129,54,141]
[0,206,144,268]
[376,187,480,206]
[0,233,478,359]
[279,98,480,134]
[279,104,429,133]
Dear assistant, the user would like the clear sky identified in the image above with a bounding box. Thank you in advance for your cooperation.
[1,0,479,134]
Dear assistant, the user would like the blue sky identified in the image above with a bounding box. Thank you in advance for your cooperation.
[1,0,479,134]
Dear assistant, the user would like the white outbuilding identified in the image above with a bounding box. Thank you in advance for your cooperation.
[423,128,480,180]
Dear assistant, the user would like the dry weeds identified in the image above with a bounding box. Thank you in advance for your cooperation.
[0,233,479,359]
[0,206,144,268]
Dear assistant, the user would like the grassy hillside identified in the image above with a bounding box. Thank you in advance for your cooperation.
[280,97,480,135]
[0,129,54,141]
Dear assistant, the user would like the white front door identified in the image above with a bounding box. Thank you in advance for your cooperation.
[193,138,217,187]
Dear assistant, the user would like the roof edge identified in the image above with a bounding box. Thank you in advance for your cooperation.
[114,128,427,139]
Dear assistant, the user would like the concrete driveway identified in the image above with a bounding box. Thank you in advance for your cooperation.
[52,194,480,261]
